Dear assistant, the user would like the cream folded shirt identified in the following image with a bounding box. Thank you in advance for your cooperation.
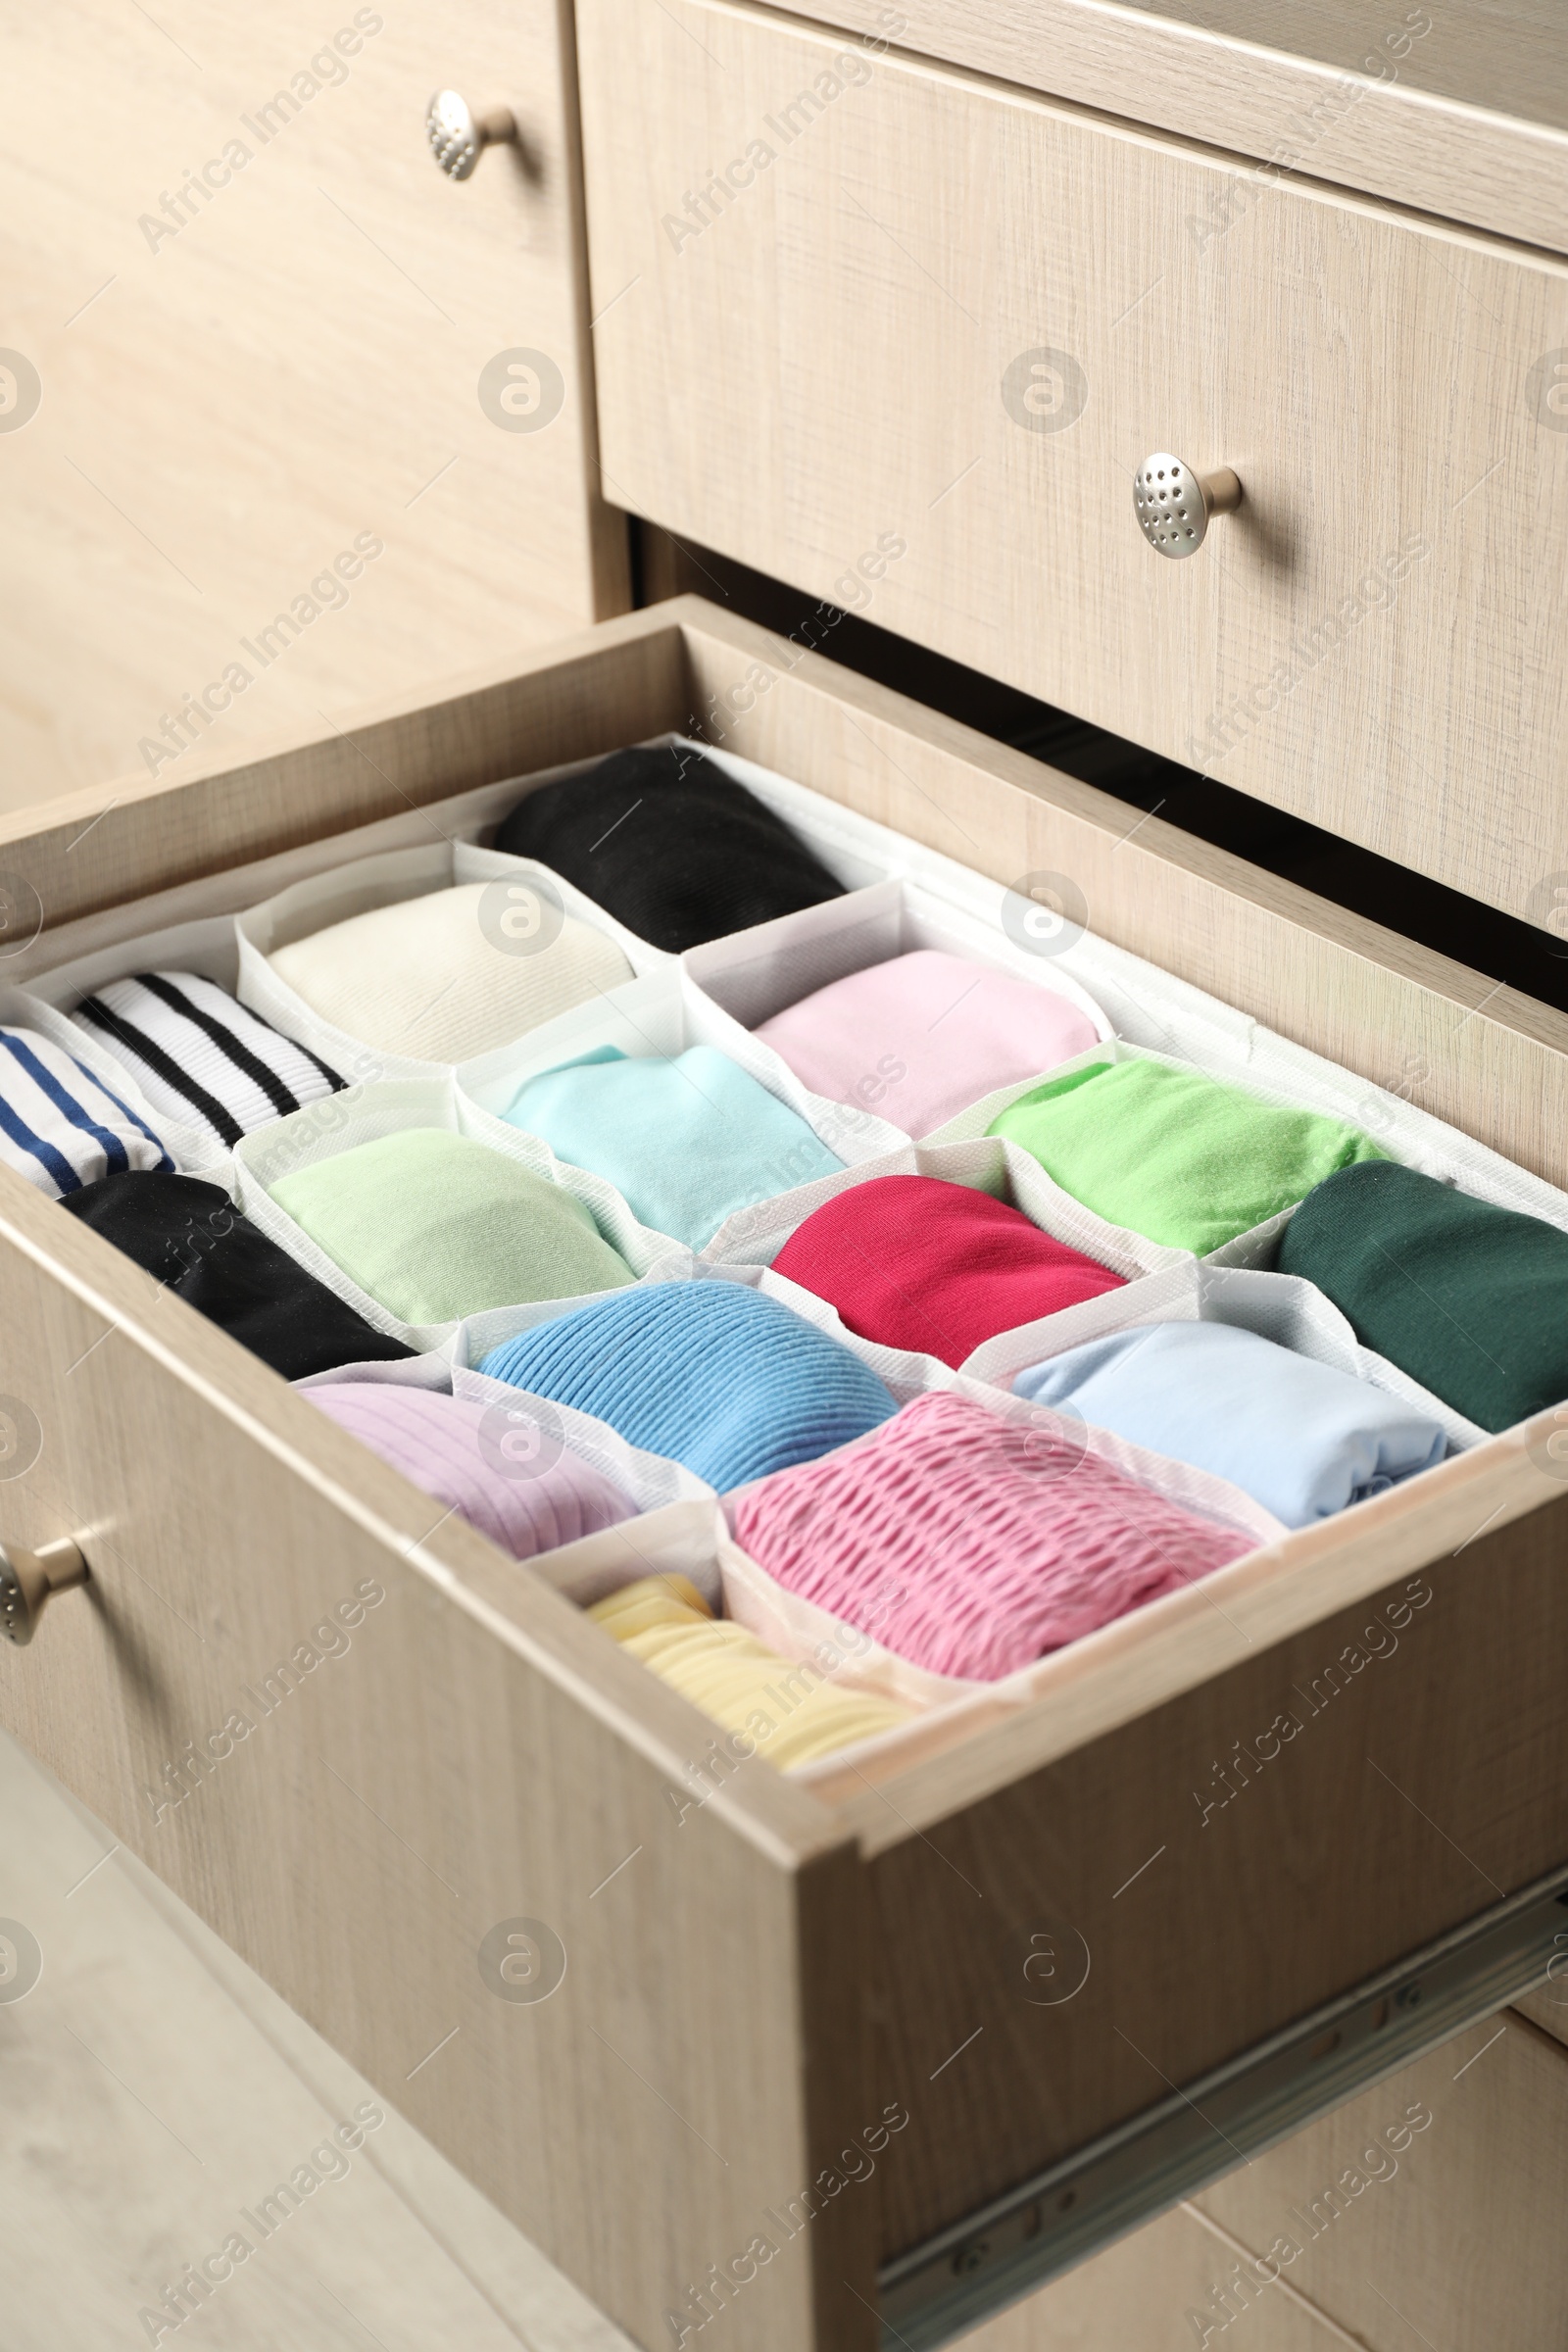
[268,883,634,1063]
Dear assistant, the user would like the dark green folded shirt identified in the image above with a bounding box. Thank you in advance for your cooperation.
[1279,1158,1568,1433]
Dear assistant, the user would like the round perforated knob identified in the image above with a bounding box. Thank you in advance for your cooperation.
[1134,454,1243,558]
[425,91,518,180]
[0,1536,88,1647]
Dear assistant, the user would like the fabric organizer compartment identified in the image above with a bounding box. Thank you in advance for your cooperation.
[681,742,1568,1240]
[514,1344,1283,1780]
[679,872,1113,1144]
[697,1133,1190,1375]
[230,1073,689,1353]
[20,909,341,1157]
[965,1258,1486,1451]
[0,971,230,1191]
[455,961,907,1250]
[234,838,668,1083]
[453,1255,1280,1770]
[300,1348,721,1592]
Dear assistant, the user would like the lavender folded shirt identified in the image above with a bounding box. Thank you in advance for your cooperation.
[754,948,1100,1138]
[307,1383,634,1559]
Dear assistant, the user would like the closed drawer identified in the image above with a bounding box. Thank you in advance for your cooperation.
[2,598,1568,2352]
[577,0,1568,931]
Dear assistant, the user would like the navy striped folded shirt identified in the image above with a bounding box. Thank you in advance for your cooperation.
[73,970,341,1151]
[0,1025,175,1197]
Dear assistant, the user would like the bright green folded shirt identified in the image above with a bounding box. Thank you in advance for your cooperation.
[1280,1158,1568,1434]
[270,1127,636,1325]
[987,1056,1386,1254]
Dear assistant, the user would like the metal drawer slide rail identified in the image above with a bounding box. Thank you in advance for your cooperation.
[879,1863,1568,2348]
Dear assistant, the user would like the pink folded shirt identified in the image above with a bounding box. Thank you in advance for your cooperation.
[308,1382,634,1560]
[771,1173,1124,1366]
[731,1391,1253,1678]
[754,948,1100,1137]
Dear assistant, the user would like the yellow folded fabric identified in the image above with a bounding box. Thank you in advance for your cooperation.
[589,1575,911,1769]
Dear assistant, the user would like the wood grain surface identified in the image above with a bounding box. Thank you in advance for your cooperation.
[778,0,1568,251]
[0,0,627,810]
[578,0,1568,928]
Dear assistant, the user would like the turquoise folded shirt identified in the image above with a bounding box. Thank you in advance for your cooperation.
[1013,1320,1446,1528]
[502,1045,843,1250]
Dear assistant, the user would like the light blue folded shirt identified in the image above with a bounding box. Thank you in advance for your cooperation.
[501,1044,843,1250]
[1012,1320,1446,1528]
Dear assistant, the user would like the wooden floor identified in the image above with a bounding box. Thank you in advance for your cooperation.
[0,1725,636,2352]
[4,1720,1562,2351]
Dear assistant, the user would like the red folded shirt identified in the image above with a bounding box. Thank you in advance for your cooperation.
[770,1173,1125,1367]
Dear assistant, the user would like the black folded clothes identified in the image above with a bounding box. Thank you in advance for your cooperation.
[59,1172,415,1382]
[493,742,846,954]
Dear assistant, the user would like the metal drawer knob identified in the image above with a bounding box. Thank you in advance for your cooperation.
[1134,454,1243,558]
[425,90,518,180]
[0,1536,88,1647]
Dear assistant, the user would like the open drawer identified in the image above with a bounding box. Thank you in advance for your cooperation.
[1,597,1566,2352]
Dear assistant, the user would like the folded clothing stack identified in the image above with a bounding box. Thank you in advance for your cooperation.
[589,1574,912,1767]
[308,1383,634,1557]
[771,1174,1125,1367]
[731,1390,1254,1678]
[0,1023,175,1197]
[503,1044,842,1250]
[479,1278,898,1490]
[267,882,633,1062]
[269,1128,637,1327]
[1013,1321,1446,1527]
[1280,1159,1568,1433]
[756,948,1100,1137]
[59,1172,414,1378]
[989,1056,1387,1254]
[493,744,846,952]
[74,969,341,1149]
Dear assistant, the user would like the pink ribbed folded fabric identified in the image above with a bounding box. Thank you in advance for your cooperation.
[754,949,1100,1137]
[730,1391,1253,1678]
[308,1383,634,1560]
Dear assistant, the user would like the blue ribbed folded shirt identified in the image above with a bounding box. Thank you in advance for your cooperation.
[478,1279,897,1490]
[1012,1320,1446,1527]
[502,1044,842,1250]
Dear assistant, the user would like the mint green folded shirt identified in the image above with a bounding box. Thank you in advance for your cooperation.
[988,1057,1387,1254]
[503,1044,842,1250]
[270,1128,636,1324]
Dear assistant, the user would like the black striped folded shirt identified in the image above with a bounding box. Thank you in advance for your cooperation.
[73,971,342,1151]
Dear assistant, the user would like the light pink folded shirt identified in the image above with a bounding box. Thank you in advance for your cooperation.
[753,948,1099,1138]
[308,1383,633,1560]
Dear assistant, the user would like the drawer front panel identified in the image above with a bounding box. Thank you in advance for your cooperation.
[578,0,1568,928]
[858,1504,1568,2257]
[5,0,629,806]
